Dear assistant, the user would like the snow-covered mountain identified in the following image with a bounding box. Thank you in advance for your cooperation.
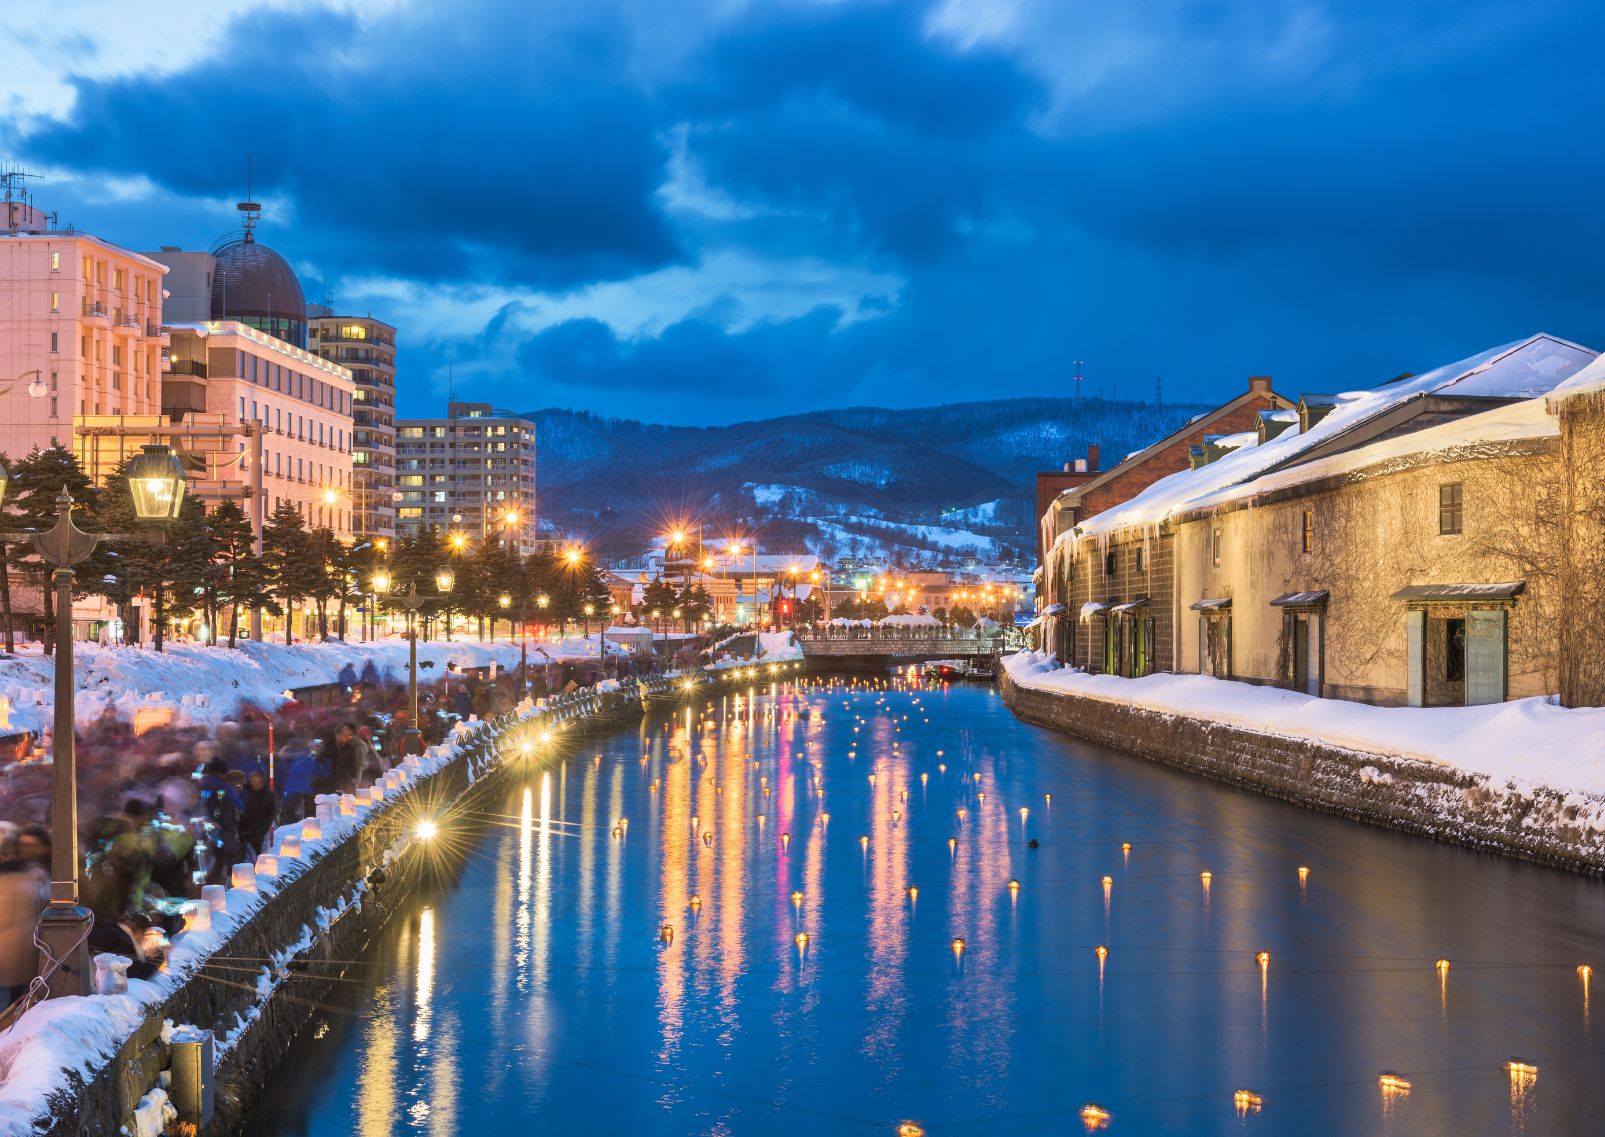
[530,396,1208,564]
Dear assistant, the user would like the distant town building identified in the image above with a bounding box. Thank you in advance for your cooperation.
[0,178,169,458]
[395,402,537,552]
[307,308,396,539]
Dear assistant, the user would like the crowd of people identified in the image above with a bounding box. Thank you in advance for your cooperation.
[0,636,704,1008]
[0,657,559,1001]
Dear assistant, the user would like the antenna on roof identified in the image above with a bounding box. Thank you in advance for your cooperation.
[1,167,42,235]
[1072,359,1084,399]
[237,154,261,244]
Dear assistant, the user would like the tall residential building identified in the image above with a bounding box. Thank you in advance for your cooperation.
[395,401,537,552]
[0,178,169,459]
[307,308,396,539]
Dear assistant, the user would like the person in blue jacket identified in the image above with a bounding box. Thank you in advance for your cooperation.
[277,742,329,824]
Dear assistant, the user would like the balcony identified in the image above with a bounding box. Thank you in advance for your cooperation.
[166,359,208,379]
[82,300,109,325]
[113,311,142,336]
[146,321,168,340]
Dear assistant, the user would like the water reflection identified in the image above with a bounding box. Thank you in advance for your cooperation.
[248,675,1605,1137]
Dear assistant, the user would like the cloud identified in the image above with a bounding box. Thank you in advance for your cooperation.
[20,3,683,287]
[8,0,1605,426]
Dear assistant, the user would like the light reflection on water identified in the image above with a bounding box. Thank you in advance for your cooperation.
[247,675,1604,1137]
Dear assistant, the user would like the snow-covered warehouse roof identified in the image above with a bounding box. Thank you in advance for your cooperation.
[1059,334,1595,546]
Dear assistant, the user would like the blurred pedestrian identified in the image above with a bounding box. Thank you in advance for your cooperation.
[0,825,45,1008]
[239,769,277,859]
[198,758,242,886]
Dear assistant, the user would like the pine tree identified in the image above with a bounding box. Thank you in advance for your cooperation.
[207,499,269,647]
[262,502,313,641]
[7,447,102,655]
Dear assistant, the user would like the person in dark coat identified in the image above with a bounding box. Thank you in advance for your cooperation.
[338,661,359,689]
[198,758,243,886]
[323,723,361,792]
[239,769,277,858]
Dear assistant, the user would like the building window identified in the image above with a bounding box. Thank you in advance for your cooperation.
[50,291,59,312]
[50,332,58,352]
[1212,528,1222,566]
[1135,546,1146,573]
[1300,509,1314,554]
[1104,551,1116,576]
[49,252,59,272]
[1439,483,1463,535]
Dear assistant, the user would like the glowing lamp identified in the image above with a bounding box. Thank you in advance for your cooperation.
[794,932,809,950]
[1200,870,1212,883]
[415,819,438,840]
[951,937,966,954]
[1504,1059,1538,1078]
[126,444,188,521]
[1436,958,1451,974]
[254,853,279,878]
[1378,1073,1411,1093]
[659,925,674,944]
[302,819,323,840]
[1095,945,1108,960]
[1298,865,1310,883]
[690,895,701,911]
[1080,1104,1110,1130]
[230,863,257,891]
[1233,1090,1263,1116]
[278,834,302,860]
[860,835,869,851]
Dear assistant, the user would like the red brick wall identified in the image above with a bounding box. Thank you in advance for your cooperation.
[1035,470,1096,560]
[1076,398,1273,520]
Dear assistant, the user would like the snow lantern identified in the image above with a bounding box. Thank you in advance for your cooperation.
[93,953,130,995]
[302,819,323,840]
[278,834,302,860]
[254,853,279,878]
[183,902,211,933]
[230,863,257,891]
[202,885,227,913]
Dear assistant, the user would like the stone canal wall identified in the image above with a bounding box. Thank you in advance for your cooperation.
[1000,670,1605,874]
[32,675,697,1137]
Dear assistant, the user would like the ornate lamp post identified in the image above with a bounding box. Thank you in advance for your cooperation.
[0,445,187,999]
[393,569,453,755]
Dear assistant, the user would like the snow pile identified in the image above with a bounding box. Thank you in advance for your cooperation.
[708,631,803,671]
[878,613,941,628]
[1004,652,1605,802]
[0,636,621,739]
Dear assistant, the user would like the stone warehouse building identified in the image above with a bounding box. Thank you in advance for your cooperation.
[1038,334,1605,708]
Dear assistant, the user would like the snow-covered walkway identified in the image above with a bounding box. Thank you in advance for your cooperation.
[1004,652,1605,803]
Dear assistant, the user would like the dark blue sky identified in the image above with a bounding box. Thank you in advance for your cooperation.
[6,0,1603,423]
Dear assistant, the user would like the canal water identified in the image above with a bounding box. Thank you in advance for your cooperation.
[242,674,1605,1136]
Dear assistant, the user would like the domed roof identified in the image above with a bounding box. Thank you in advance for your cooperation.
[209,233,307,348]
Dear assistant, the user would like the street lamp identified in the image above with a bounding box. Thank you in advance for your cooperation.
[394,570,453,757]
[1,445,186,1000]
[498,592,511,642]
